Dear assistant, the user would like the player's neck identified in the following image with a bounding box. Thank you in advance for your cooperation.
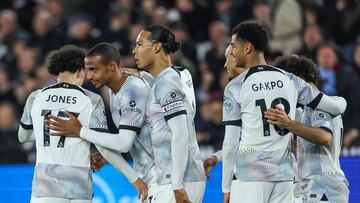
[57,73,80,86]
[245,53,267,69]
[150,55,173,77]
[108,71,125,94]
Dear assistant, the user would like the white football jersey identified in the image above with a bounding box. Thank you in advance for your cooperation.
[223,65,323,181]
[109,76,156,186]
[297,107,347,179]
[20,83,107,199]
[147,66,206,186]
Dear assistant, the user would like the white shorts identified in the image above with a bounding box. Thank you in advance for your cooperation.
[30,196,91,203]
[230,180,293,203]
[144,184,160,203]
[301,175,349,203]
[150,181,206,203]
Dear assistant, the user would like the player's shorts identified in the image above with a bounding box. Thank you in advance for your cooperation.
[301,174,349,203]
[230,180,293,203]
[30,196,91,203]
[149,181,206,203]
[144,184,160,203]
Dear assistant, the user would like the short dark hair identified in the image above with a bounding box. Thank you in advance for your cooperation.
[274,55,319,84]
[86,42,121,65]
[144,24,181,54]
[47,45,85,76]
[232,20,268,52]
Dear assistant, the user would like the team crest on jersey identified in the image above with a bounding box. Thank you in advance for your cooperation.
[170,92,176,98]
[162,100,184,112]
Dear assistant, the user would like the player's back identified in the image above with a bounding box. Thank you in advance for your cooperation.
[30,83,95,199]
[227,65,298,181]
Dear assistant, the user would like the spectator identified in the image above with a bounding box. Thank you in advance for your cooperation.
[316,42,360,147]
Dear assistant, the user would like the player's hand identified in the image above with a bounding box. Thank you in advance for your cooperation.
[91,153,107,172]
[264,106,291,129]
[46,110,82,137]
[122,68,139,77]
[174,188,192,203]
[203,156,218,179]
[132,178,148,201]
[222,192,230,203]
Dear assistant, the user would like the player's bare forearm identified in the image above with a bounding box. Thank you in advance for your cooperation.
[265,107,332,147]
[222,192,230,203]
[174,188,191,203]
[46,110,82,137]
[203,156,218,179]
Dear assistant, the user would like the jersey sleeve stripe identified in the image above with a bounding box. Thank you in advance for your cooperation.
[119,125,141,133]
[90,128,109,133]
[319,126,333,135]
[20,121,33,130]
[164,110,187,121]
[222,119,242,126]
[306,93,323,109]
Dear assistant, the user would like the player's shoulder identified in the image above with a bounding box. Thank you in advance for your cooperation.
[309,108,332,122]
[225,72,247,96]
[126,75,151,90]
[139,71,155,87]
[83,88,102,102]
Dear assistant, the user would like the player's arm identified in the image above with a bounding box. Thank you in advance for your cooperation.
[47,84,149,152]
[292,74,346,116]
[156,78,189,190]
[222,89,242,194]
[18,90,39,142]
[204,150,222,178]
[265,106,332,147]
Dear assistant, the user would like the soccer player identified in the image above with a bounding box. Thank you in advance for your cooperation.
[221,21,347,203]
[265,55,349,203]
[46,42,155,201]
[18,45,109,203]
[203,45,245,178]
[132,25,206,203]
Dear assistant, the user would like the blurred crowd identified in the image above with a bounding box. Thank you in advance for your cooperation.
[1,0,360,163]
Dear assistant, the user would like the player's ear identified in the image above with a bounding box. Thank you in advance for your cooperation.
[244,42,252,55]
[154,42,162,54]
[109,61,117,72]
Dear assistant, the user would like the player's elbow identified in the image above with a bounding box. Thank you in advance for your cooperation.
[322,135,332,147]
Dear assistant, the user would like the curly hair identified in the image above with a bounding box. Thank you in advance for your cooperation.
[47,45,85,76]
[274,55,319,84]
[232,20,268,52]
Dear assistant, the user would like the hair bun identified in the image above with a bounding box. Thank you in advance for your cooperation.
[171,41,181,53]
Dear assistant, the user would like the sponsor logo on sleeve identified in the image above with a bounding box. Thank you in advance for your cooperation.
[162,100,184,112]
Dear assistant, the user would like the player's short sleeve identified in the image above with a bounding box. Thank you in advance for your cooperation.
[119,79,150,133]
[222,85,242,126]
[288,73,323,108]
[20,90,40,130]
[310,110,334,135]
[89,95,108,131]
[155,75,186,121]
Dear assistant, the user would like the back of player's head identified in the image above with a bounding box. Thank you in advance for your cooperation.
[47,45,85,76]
[144,24,181,54]
[274,55,319,84]
[232,20,268,52]
[86,42,121,65]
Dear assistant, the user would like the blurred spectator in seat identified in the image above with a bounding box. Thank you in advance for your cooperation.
[296,24,325,62]
[66,13,98,49]
[269,0,303,54]
[316,42,360,147]
[0,65,17,106]
[0,102,27,163]
[203,21,229,91]
[0,9,21,49]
